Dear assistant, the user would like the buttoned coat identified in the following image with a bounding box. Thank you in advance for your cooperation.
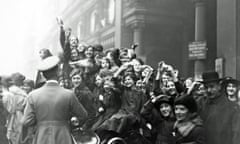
[22,81,88,144]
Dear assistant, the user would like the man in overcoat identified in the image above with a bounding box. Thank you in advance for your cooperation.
[201,72,236,144]
[22,56,88,144]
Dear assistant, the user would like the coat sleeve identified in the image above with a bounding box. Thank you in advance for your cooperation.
[70,93,88,122]
[22,96,36,127]
[60,26,65,49]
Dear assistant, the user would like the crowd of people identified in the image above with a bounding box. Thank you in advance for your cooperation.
[1,18,240,144]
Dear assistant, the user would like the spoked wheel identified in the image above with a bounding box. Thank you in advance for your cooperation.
[72,129,100,144]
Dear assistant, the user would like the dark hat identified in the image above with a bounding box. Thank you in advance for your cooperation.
[93,44,103,52]
[23,79,34,88]
[154,95,173,109]
[69,68,82,78]
[174,94,198,113]
[11,72,25,85]
[221,77,240,86]
[202,71,221,84]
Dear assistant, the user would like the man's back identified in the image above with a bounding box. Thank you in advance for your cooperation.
[23,81,87,144]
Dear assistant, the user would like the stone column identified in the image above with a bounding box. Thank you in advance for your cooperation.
[194,0,206,79]
[132,22,145,61]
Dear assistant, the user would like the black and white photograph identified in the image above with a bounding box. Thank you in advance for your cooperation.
[0,0,239,144]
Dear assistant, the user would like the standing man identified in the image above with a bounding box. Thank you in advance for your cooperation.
[22,56,88,144]
[201,72,236,144]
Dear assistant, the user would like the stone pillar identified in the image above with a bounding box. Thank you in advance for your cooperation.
[132,22,145,61]
[194,0,206,79]
[115,0,122,48]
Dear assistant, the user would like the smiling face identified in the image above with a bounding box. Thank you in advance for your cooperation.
[175,104,190,122]
[85,47,94,58]
[124,75,135,88]
[101,58,110,69]
[165,81,177,96]
[159,103,172,118]
[161,73,172,86]
[206,82,221,99]
[70,49,79,61]
[95,75,103,87]
[131,59,142,72]
[226,83,238,96]
[71,74,82,87]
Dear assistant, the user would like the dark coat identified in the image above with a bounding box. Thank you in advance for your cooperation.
[201,94,236,144]
[74,83,96,119]
[231,104,240,144]
[59,26,72,77]
[174,125,205,144]
[141,100,175,144]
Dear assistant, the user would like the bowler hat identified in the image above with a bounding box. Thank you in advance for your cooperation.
[202,71,221,84]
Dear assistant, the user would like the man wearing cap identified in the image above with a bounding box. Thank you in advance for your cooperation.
[201,72,236,144]
[22,56,88,144]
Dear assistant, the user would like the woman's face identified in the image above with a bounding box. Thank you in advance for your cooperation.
[95,75,103,87]
[124,75,135,88]
[101,59,110,69]
[71,49,79,61]
[165,81,177,95]
[85,47,94,58]
[175,105,189,122]
[161,73,171,86]
[159,103,172,118]
[226,83,238,96]
[136,80,143,89]
[71,74,82,87]
[132,59,142,72]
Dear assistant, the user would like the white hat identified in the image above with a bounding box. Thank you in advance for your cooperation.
[38,56,60,71]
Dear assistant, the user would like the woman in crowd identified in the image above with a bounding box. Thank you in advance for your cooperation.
[91,80,121,132]
[221,77,240,103]
[70,45,100,91]
[21,79,34,94]
[173,94,206,144]
[70,69,96,129]
[141,95,176,144]
[111,64,147,133]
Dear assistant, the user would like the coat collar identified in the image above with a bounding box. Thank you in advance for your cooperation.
[45,80,59,87]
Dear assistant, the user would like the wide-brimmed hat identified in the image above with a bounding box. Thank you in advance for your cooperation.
[202,71,221,84]
[221,77,240,86]
[38,56,60,72]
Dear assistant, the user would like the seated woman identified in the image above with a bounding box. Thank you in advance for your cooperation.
[110,70,147,134]
[173,93,206,144]
[141,95,175,144]
[90,80,121,132]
